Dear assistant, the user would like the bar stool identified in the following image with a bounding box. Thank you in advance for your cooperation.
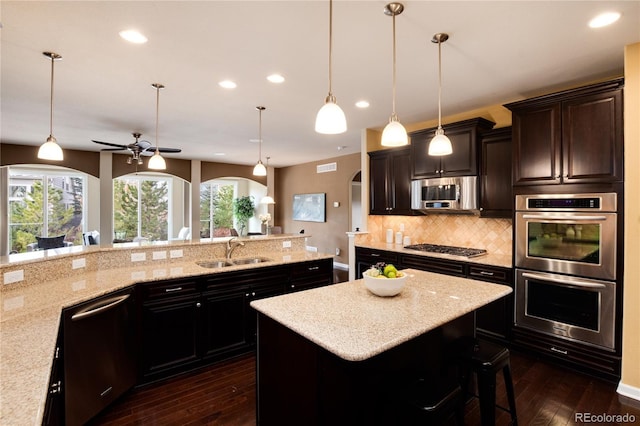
[456,337,518,425]
[403,376,466,425]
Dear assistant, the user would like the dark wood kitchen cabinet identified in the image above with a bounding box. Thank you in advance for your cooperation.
[479,127,513,218]
[355,246,399,278]
[288,258,334,292]
[506,78,624,186]
[410,118,495,179]
[369,146,415,215]
[42,325,64,426]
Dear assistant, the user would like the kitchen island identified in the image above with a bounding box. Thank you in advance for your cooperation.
[251,268,512,425]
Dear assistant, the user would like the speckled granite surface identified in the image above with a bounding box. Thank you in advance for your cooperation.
[355,241,513,268]
[0,235,328,426]
[251,268,512,362]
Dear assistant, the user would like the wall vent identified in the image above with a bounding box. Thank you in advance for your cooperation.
[317,162,337,174]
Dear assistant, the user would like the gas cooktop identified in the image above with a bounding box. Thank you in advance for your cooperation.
[404,243,487,258]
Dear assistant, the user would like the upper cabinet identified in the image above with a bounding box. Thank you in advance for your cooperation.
[410,118,495,179]
[369,146,415,215]
[479,127,512,218]
[506,79,624,186]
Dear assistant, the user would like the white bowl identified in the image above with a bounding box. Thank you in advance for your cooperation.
[362,270,407,297]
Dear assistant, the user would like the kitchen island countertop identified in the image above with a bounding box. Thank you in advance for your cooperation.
[251,268,512,362]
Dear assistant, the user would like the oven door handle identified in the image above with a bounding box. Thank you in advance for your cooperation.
[521,214,608,221]
[522,272,607,289]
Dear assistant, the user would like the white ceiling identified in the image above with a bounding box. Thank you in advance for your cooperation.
[1,1,639,168]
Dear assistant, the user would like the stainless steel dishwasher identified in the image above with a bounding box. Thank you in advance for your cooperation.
[63,287,137,426]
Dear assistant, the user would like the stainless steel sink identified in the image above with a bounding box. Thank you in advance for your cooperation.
[231,257,272,265]
[196,259,234,268]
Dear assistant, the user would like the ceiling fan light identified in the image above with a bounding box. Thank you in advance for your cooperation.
[428,128,453,156]
[381,116,408,147]
[147,150,166,170]
[253,161,267,176]
[37,136,64,161]
[315,98,347,134]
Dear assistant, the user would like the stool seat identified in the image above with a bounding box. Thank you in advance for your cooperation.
[456,338,518,426]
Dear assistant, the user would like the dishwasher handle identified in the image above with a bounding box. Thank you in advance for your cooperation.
[71,294,130,321]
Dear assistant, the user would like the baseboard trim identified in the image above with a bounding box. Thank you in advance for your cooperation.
[333,262,348,270]
[617,382,640,402]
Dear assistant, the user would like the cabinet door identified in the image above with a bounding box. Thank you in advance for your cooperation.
[561,89,623,183]
[410,129,441,178]
[479,127,512,218]
[43,327,64,426]
[141,294,201,381]
[201,287,251,360]
[440,128,477,176]
[389,147,414,214]
[289,258,334,292]
[369,152,391,214]
[511,104,562,185]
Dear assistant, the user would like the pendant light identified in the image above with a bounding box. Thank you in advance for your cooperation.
[38,52,64,161]
[315,0,347,134]
[253,106,267,176]
[147,83,167,170]
[261,156,275,204]
[428,33,453,156]
[381,3,408,147]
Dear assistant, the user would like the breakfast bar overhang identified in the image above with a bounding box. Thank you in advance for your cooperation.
[250,268,513,425]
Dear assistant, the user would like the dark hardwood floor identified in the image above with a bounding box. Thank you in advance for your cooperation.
[90,270,640,425]
[91,349,640,425]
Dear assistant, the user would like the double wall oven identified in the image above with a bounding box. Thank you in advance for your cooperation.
[514,193,617,351]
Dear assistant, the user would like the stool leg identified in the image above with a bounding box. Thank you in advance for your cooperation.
[477,371,496,426]
[502,362,518,425]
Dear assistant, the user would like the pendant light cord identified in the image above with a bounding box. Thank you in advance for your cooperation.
[155,86,160,152]
[49,55,55,137]
[391,12,397,118]
[327,0,334,98]
[437,38,443,129]
[258,107,263,161]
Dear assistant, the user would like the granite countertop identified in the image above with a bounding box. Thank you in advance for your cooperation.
[356,241,513,268]
[0,249,332,426]
[251,268,512,362]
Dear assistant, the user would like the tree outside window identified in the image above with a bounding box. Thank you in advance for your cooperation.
[113,177,170,241]
[200,180,235,238]
[8,170,85,253]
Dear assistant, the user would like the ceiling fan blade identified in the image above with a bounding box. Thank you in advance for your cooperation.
[157,147,182,153]
[101,148,127,152]
[91,140,127,149]
[135,140,153,150]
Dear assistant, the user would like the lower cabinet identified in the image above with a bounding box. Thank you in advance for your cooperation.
[355,247,399,279]
[289,259,334,292]
[42,325,64,426]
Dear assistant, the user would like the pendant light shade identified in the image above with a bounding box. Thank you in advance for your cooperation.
[315,0,347,134]
[261,156,275,204]
[38,52,64,161]
[148,83,167,170]
[381,3,408,147]
[428,33,453,156]
[253,106,267,176]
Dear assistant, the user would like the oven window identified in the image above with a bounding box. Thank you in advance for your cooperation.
[422,184,457,201]
[527,221,600,265]
[527,281,599,331]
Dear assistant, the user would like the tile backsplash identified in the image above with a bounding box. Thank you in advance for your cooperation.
[361,215,513,255]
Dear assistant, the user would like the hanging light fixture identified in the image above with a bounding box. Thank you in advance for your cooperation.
[261,156,275,204]
[428,33,453,156]
[253,106,267,176]
[38,52,64,161]
[315,0,347,134]
[381,3,408,147]
[147,83,167,170]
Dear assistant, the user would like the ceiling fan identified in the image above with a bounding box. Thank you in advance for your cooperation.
[91,132,181,165]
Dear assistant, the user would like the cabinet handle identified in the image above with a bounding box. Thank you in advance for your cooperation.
[291,284,296,289]
[165,287,183,293]
[55,347,60,359]
[550,346,568,355]
[479,271,494,276]
[245,293,250,297]
[50,380,62,394]
[252,292,256,297]
[196,302,201,308]
[370,253,380,257]
[440,169,444,174]
[308,266,319,271]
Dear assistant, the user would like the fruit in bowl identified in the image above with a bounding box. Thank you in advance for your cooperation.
[362,263,407,297]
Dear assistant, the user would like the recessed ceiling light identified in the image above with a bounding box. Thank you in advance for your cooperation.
[213,152,226,156]
[589,12,621,28]
[219,80,237,89]
[355,100,370,108]
[119,29,148,44]
[267,74,285,83]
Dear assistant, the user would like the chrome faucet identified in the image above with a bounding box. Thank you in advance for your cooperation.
[225,237,245,259]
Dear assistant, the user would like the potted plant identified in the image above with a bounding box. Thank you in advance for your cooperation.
[233,196,255,237]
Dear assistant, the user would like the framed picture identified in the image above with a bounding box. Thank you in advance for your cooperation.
[292,193,326,222]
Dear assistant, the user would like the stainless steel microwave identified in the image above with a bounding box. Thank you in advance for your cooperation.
[411,176,478,212]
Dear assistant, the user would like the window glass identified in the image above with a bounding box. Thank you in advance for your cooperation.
[9,170,85,253]
[113,176,171,241]
[200,180,236,238]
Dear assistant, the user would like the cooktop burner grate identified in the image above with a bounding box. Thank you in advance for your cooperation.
[404,243,487,258]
